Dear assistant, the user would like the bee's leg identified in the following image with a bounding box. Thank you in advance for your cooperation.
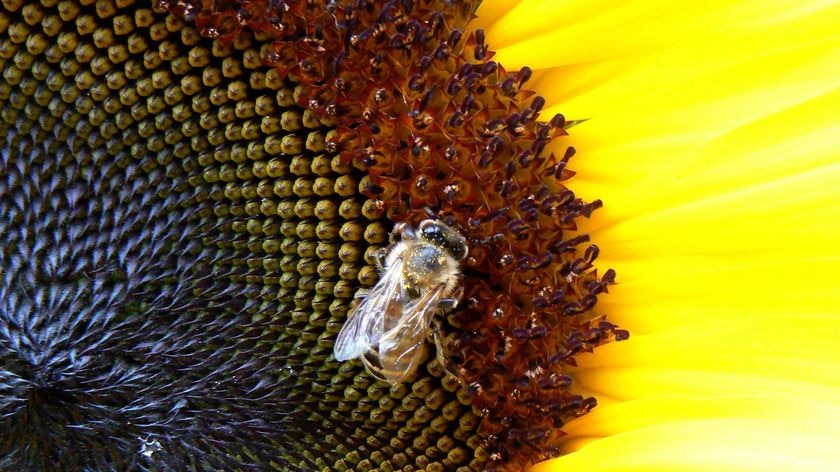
[438,298,458,312]
[437,285,464,312]
[362,351,390,384]
[431,320,461,382]
[372,248,388,272]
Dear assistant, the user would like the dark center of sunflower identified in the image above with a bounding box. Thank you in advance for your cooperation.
[0,0,627,471]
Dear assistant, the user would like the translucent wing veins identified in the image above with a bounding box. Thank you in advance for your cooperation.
[333,256,404,361]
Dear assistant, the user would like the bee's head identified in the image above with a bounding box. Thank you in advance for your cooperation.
[418,219,468,261]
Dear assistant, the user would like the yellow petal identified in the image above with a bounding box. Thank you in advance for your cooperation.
[483,0,839,69]
[574,315,840,402]
[533,402,840,471]
[477,0,840,470]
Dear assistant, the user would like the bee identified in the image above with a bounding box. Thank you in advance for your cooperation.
[333,219,468,384]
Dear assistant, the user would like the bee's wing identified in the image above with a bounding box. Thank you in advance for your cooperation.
[376,283,447,383]
[333,257,405,361]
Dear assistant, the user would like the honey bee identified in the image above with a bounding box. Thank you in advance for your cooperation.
[333,219,468,384]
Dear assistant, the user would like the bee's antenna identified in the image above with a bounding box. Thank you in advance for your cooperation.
[421,206,438,220]
[421,206,461,230]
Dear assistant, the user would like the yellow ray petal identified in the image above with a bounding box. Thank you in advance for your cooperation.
[559,45,840,208]
[597,257,840,333]
[573,315,840,398]
[534,411,840,471]
[483,0,839,68]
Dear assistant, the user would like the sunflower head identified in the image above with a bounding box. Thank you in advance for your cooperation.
[0,0,623,470]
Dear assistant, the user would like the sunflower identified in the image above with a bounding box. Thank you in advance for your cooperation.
[1,0,837,472]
